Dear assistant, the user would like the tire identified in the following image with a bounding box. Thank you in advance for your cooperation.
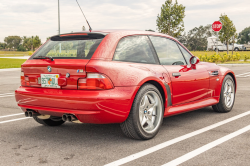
[120,84,164,140]
[212,75,235,113]
[215,48,219,52]
[33,116,65,126]
[234,48,239,51]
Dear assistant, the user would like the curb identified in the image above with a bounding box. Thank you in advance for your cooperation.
[0,68,20,72]
[218,64,250,66]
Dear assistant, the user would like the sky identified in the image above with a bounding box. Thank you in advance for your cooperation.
[0,0,249,43]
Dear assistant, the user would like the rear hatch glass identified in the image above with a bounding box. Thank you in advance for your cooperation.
[22,33,105,89]
[30,33,105,60]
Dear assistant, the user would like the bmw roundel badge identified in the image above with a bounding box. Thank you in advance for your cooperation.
[47,66,52,72]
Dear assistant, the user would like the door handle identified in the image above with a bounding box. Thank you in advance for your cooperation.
[172,72,181,77]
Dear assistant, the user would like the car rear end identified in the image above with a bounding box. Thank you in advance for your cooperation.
[15,32,135,124]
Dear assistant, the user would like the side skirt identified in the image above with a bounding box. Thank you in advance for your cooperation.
[164,97,219,117]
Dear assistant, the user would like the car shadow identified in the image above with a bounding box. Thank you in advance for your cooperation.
[12,106,219,145]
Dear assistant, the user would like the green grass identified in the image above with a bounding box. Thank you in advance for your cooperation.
[0,51,32,57]
[0,58,27,69]
[191,51,250,60]
[224,61,250,64]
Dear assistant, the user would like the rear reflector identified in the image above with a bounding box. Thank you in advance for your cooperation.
[78,73,114,90]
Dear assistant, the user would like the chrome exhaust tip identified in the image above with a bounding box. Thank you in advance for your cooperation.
[28,111,33,117]
[62,114,68,121]
[25,111,29,117]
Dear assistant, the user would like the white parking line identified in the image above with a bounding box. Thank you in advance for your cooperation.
[0,93,14,95]
[162,124,250,166]
[0,93,15,98]
[236,72,250,78]
[236,72,250,76]
[104,110,250,166]
[0,113,24,119]
[0,117,31,124]
[0,95,15,98]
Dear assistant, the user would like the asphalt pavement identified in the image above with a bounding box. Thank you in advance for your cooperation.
[0,65,250,166]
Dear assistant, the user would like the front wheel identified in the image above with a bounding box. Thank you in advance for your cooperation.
[212,75,235,113]
[120,84,164,140]
[234,48,239,51]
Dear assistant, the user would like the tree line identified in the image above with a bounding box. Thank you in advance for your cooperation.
[156,0,250,53]
[0,36,42,51]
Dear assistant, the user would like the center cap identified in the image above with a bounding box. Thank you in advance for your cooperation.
[144,110,147,114]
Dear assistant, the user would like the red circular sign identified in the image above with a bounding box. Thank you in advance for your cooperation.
[212,21,222,32]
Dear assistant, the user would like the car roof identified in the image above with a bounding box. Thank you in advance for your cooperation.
[69,29,175,39]
[52,30,186,60]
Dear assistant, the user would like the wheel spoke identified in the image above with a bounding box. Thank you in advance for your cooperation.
[224,84,228,93]
[225,96,228,106]
[147,95,156,109]
[141,116,147,126]
[145,120,154,130]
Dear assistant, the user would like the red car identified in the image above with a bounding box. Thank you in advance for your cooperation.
[15,30,236,140]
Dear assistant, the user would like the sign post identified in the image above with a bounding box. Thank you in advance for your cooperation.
[212,21,222,54]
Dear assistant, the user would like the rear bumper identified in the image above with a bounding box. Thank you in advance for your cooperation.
[15,86,139,124]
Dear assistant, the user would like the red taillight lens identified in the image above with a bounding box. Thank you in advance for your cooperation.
[21,71,25,86]
[78,73,114,90]
[20,71,30,86]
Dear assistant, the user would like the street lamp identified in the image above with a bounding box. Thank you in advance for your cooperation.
[248,33,250,44]
[58,0,60,35]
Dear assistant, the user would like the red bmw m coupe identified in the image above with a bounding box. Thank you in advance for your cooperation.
[15,30,236,140]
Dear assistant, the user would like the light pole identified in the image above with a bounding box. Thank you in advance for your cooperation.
[58,0,60,35]
[58,0,61,53]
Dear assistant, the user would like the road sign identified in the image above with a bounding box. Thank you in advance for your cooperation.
[212,21,222,32]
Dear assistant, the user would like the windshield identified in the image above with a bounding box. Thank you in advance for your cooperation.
[31,38,103,59]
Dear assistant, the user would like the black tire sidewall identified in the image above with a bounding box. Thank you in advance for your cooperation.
[220,75,235,112]
[132,84,164,139]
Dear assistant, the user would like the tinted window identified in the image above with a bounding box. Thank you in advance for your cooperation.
[113,36,156,64]
[149,36,186,65]
[179,45,192,65]
[31,38,103,59]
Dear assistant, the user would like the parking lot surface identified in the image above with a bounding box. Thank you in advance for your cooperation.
[0,65,250,166]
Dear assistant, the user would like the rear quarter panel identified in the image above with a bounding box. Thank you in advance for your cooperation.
[86,60,172,108]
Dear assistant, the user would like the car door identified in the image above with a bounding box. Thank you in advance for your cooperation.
[149,36,210,106]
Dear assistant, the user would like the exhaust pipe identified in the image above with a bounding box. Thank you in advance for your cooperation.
[62,114,81,123]
[25,111,29,117]
[62,114,68,121]
[25,110,40,117]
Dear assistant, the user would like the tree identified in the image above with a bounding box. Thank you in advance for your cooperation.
[157,0,185,37]
[231,32,238,55]
[33,36,42,49]
[177,24,216,51]
[4,36,22,50]
[0,42,7,50]
[23,36,42,51]
[237,26,250,44]
[218,14,236,54]
[17,44,26,51]
[23,36,32,51]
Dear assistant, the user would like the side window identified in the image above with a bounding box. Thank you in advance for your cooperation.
[149,36,186,65]
[113,36,156,64]
[179,45,192,65]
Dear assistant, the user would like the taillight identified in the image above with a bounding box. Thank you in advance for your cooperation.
[21,71,25,86]
[78,73,114,90]
[20,71,30,86]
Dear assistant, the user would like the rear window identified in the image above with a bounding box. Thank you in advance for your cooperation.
[31,34,104,59]
[113,36,157,64]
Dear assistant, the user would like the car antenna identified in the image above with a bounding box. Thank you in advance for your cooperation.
[76,0,92,32]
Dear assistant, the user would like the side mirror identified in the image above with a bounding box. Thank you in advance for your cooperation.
[190,56,200,65]
[190,56,199,69]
